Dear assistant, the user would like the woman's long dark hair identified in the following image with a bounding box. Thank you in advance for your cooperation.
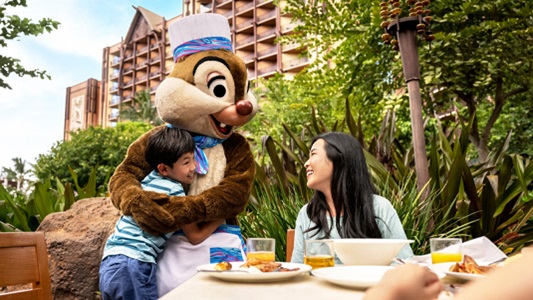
[306,132,382,239]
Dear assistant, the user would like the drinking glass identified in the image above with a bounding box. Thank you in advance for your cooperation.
[246,238,276,261]
[304,239,335,269]
[430,238,463,264]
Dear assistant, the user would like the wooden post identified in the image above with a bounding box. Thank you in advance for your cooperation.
[388,17,430,197]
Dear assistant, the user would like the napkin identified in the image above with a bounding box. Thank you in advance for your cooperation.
[408,236,507,265]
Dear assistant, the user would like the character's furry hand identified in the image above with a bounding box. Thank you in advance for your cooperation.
[120,187,175,235]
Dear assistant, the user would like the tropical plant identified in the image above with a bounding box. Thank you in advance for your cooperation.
[238,182,307,261]
[119,90,163,126]
[266,0,533,162]
[0,167,107,232]
[0,0,60,89]
[248,101,533,255]
[1,157,31,191]
[33,121,151,190]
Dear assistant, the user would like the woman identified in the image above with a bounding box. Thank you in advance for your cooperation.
[290,132,413,264]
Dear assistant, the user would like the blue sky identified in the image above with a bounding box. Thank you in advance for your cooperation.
[0,0,182,172]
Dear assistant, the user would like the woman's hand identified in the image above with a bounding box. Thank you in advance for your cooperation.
[364,264,443,300]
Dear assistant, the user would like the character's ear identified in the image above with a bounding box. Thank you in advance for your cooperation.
[157,164,171,177]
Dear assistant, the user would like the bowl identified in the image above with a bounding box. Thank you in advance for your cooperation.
[333,239,414,266]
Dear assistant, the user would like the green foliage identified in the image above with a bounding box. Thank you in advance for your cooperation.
[420,0,533,160]
[119,90,163,126]
[1,157,31,191]
[267,0,533,161]
[33,122,151,190]
[250,102,533,256]
[239,183,307,261]
[0,167,107,232]
[0,0,60,89]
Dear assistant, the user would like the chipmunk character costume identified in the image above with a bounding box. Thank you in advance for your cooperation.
[108,14,258,296]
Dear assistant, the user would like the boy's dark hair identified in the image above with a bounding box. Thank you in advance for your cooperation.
[145,127,196,170]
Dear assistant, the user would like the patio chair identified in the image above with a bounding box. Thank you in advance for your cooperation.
[286,229,295,262]
[0,231,52,300]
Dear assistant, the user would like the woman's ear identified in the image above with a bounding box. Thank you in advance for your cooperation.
[157,163,170,176]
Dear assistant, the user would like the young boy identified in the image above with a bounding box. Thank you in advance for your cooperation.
[99,126,225,300]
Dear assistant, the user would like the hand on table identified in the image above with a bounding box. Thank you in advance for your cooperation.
[364,264,443,300]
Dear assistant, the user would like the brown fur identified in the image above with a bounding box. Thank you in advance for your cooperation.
[170,50,248,101]
[109,126,255,235]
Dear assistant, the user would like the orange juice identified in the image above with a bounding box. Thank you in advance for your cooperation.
[431,252,463,264]
[247,251,275,261]
[304,255,335,269]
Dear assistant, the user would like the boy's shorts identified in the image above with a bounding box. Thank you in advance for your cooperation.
[99,255,158,300]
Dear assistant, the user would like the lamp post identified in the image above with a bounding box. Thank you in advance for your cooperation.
[380,0,434,198]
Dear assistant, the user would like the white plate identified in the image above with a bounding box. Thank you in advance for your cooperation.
[428,262,485,280]
[311,266,395,289]
[196,262,312,283]
[312,265,446,289]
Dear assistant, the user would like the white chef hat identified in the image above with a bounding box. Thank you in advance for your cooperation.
[169,13,232,62]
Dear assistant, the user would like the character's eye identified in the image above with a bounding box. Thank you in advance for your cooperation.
[208,75,227,98]
[247,80,251,93]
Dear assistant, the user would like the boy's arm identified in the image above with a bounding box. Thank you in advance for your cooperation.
[182,219,225,245]
[109,131,254,235]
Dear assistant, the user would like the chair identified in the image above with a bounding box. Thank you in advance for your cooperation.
[0,232,52,300]
[286,229,295,262]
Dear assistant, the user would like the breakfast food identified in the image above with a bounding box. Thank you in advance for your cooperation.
[239,258,301,272]
[214,261,232,271]
[240,257,283,272]
[449,255,495,274]
[213,258,301,273]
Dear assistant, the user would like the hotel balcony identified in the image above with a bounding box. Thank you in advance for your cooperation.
[257,45,277,60]
[257,64,278,77]
[216,0,232,8]
[111,56,121,66]
[257,10,276,25]
[257,27,276,43]
[257,0,274,7]
[236,2,254,15]
[236,35,255,50]
[282,57,309,72]
[236,19,254,32]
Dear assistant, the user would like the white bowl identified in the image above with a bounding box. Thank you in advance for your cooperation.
[333,239,414,266]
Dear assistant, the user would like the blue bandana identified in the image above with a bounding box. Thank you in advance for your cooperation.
[173,36,232,62]
[192,135,226,174]
[166,123,226,175]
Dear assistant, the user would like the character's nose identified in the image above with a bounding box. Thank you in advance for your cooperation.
[236,100,253,116]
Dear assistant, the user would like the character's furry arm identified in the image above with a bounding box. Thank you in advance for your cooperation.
[109,129,254,235]
[163,132,255,228]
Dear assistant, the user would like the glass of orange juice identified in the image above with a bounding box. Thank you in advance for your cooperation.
[246,238,276,261]
[430,238,463,264]
[304,239,335,269]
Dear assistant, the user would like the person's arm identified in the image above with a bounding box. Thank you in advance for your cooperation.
[455,251,533,300]
[364,264,442,300]
[161,133,255,228]
[182,219,225,245]
[108,126,175,235]
[109,131,254,235]
[374,195,414,258]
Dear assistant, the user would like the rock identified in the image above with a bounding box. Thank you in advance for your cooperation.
[38,197,120,300]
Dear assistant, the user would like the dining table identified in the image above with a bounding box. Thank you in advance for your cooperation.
[158,264,463,300]
[159,271,366,300]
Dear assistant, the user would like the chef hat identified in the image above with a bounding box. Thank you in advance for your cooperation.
[169,13,232,62]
